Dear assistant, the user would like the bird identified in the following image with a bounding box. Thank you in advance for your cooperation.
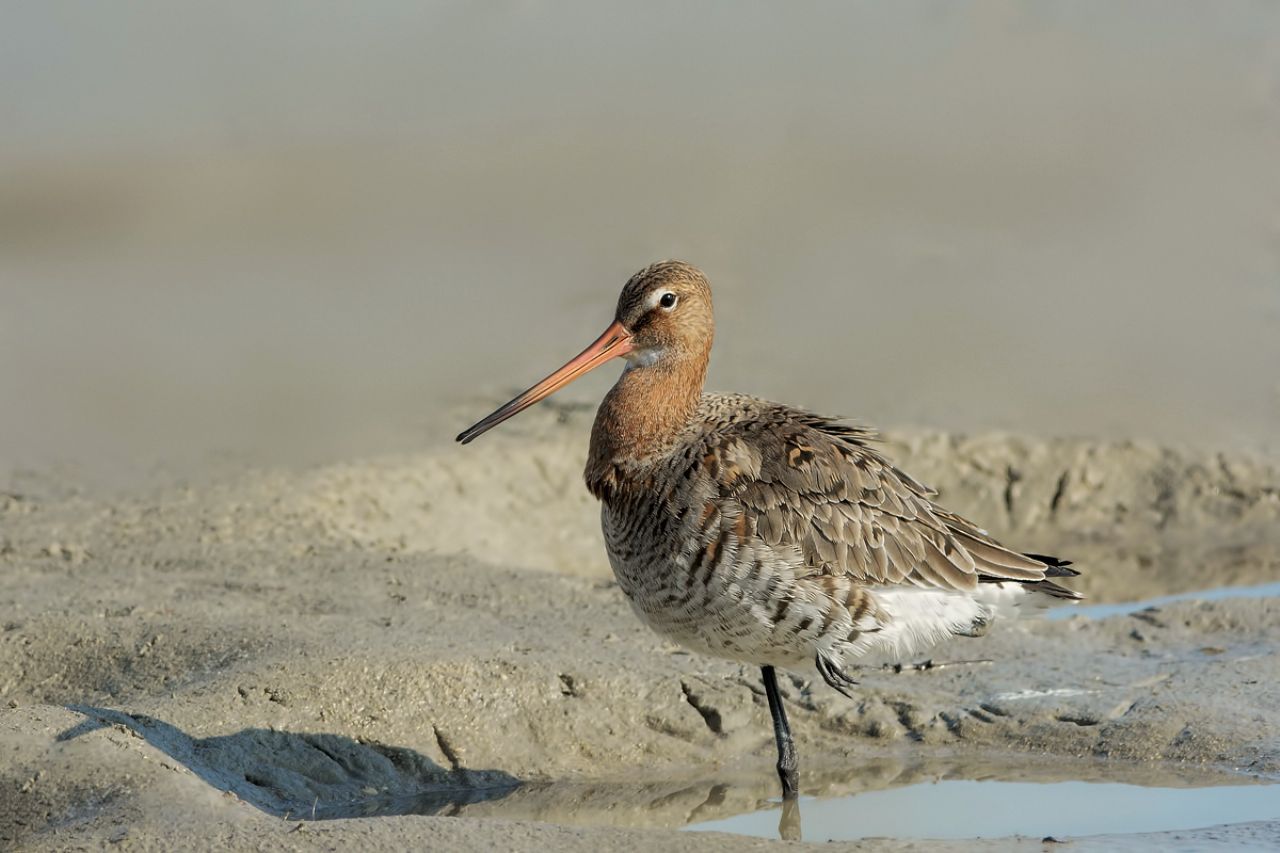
[456,260,1080,800]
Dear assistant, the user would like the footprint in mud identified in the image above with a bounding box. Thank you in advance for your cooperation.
[641,676,762,746]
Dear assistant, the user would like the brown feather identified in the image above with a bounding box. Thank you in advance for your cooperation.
[690,404,1060,593]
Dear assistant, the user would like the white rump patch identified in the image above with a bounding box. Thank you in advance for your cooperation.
[847,583,1049,662]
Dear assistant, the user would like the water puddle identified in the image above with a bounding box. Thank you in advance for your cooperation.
[689,779,1280,842]
[1047,581,1280,621]
[303,756,1278,843]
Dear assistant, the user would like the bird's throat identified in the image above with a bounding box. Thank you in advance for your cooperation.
[585,360,704,500]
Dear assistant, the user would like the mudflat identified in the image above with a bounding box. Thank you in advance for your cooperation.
[2,405,1278,849]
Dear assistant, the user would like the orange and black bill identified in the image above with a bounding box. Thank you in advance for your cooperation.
[456,320,633,444]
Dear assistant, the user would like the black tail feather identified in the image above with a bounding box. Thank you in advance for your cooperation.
[975,552,1083,600]
[1027,578,1083,600]
[1023,552,1080,577]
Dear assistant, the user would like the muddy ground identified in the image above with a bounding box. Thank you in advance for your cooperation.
[2,407,1278,850]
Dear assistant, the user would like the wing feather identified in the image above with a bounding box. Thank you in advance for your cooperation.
[698,406,1058,592]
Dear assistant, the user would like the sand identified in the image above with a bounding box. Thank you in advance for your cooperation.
[2,405,1279,850]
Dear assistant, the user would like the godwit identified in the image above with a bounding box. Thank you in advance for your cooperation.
[457,261,1080,799]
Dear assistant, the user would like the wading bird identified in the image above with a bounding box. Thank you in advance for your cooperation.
[457,261,1079,799]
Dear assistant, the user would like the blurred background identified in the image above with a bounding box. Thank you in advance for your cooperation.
[2,1,1278,490]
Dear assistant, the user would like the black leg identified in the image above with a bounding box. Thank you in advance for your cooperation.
[761,665,799,799]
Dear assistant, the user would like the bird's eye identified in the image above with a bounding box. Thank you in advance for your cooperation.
[659,292,678,310]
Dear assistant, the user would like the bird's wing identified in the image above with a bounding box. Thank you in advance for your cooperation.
[698,408,1062,592]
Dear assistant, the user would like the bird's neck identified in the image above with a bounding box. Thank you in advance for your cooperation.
[585,356,705,500]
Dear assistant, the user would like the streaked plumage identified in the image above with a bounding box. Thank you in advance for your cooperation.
[458,260,1080,800]
[590,393,1078,679]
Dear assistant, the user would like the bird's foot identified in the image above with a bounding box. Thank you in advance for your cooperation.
[815,653,857,699]
[777,755,799,800]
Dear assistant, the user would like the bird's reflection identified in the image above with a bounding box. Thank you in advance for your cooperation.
[778,796,802,841]
[299,753,1238,842]
[311,776,811,840]
[301,756,953,839]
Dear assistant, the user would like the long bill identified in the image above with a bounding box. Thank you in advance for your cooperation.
[456,320,634,444]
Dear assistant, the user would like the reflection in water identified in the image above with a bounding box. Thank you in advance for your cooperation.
[778,796,802,842]
[303,754,1275,842]
[691,780,1280,842]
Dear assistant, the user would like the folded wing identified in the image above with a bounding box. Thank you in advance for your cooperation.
[698,408,1079,599]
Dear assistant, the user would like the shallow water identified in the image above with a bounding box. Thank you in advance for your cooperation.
[1048,581,1280,621]
[689,779,1280,842]
[304,756,1277,844]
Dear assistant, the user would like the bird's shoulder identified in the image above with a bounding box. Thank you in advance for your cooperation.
[685,394,928,496]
